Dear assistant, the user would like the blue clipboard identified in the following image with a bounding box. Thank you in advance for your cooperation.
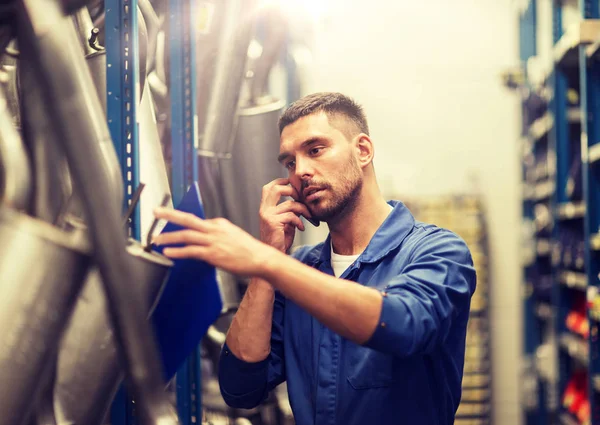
[151,182,223,379]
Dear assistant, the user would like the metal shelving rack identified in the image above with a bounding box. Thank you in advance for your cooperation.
[168,0,202,422]
[104,0,200,423]
[518,2,556,425]
[105,0,142,422]
[518,1,600,425]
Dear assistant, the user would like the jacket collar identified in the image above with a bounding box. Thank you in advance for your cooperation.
[316,200,415,265]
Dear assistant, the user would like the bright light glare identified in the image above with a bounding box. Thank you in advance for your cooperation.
[258,0,328,23]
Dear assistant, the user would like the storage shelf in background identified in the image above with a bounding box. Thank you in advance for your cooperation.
[521,136,533,157]
[463,365,491,376]
[555,19,600,66]
[559,332,589,365]
[454,414,491,422]
[567,107,582,123]
[557,202,586,220]
[532,161,554,181]
[529,112,554,141]
[559,271,587,290]
[534,302,553,320]
[589,143,600,165]
[535,361,557,385]
[462,373,491,389]
[590,233,600,250]
[593,375,600,392]
[464,361,491,375]
[461,393,492,403]
[455,402,491,416]
[534,180,555,200]
[559,412,581,425]
[536,239,552,256]
[523,184,535,200]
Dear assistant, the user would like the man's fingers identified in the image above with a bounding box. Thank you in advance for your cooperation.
[162,245,210,260]
[275,200,312,218]
[154,207,209,232]
[280,212,305,231]
[266,178,289,187]
[153,229,210,247]
[289,185,301,201]
[262,180,295,205]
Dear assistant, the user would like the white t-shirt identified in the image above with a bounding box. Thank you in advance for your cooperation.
[330,249,361,278]
[330,204,393,277]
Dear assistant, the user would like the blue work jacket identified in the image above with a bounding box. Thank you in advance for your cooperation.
[218,200,476,425]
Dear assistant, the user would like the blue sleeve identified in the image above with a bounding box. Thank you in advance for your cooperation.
[218,289,287,409]
[364,229,476,357]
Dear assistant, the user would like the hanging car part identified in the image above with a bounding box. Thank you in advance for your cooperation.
[14,1,178,423]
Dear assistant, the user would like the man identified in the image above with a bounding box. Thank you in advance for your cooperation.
[153,92,476,425]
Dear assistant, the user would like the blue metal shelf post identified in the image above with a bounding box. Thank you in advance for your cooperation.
[169,0,201,423]
[551,5,571,415]
[518,2,546,425]
[581,1,600,424]
[105,0,142,423]
[105,0,142,238]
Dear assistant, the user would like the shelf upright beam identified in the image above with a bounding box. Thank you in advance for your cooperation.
[169,0,200,423]
[551,1,569,418]
[519,2,545,425]
[106,0,142,239]
[581,1,600,424]
[169,0,199,204]
[105,0,142,423]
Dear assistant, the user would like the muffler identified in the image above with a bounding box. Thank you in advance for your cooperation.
[0,207,91,425]
[53,234,173,425]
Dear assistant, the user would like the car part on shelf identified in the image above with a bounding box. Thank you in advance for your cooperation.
[19,50,75,224]
[0,40,20,130]
[53,236,173,425]
[71,6,108,107]
[198,1,286,241]
[0,83,31,210]
[0,207,91,425]
[196,0,257,223]
[14,0,177,422]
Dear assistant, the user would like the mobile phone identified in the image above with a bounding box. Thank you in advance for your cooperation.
[285,194,321,227]
[298,199,320,227]
[305,216,320,227]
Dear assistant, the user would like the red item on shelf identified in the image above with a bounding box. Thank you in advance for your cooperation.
[579,318,589,338]
[563,371,589,415]
[569,390,585,416]
[576,399,591,424]
[566,311,584,336]
[563,376,579,410]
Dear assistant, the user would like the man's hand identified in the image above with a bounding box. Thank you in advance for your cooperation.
[259,178,312,253]
[152,208,278,277]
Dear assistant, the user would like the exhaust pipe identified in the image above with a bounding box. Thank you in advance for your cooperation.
[14,0,178,423]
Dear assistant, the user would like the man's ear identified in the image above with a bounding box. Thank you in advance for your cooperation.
[355,134,374,169]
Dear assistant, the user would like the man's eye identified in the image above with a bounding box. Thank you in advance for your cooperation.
[309,147,322,155]
[285,161,295,170]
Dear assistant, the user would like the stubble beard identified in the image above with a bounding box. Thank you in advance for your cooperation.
[307,159,363,223]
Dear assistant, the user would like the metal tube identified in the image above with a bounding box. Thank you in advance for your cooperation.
[196,0,257,158]
[0,83,31,210]
[14,1,177,423]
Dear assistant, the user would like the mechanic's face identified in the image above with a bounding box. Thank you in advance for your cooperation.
[278,112,363,222]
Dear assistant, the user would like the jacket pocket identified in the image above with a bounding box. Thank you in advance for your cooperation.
[346,344,397,389]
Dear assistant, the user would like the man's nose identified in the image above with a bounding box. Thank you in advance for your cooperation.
[294,157,314,180]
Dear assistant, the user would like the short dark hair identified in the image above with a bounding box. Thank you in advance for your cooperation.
[278,92,369,137]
